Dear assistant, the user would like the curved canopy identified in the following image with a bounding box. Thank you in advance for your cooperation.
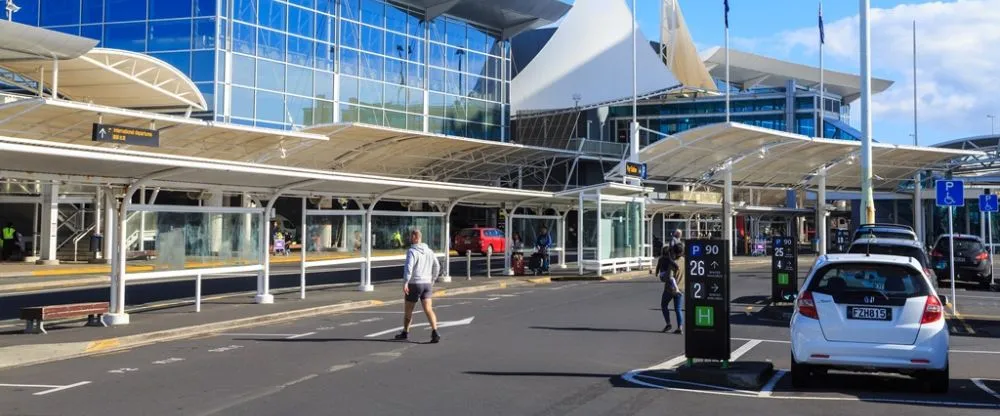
[0,48,207,111]
[0,20,97,60]
[510,0,681,113]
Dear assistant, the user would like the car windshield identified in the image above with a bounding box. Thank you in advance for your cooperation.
[934,238,983,253]
[459,230,479,238]
[847,244,929,267]
[808,263,930,300]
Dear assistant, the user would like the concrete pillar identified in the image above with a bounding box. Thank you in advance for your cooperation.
[595,189,603,277]
[255,204,275,304]
[817,169,828,256]
[723,165,734,261]
[103,189,115,264]
[242,192,253,258]
[37,183,60,265]
[360,207,374,291]
[441,202,454,282]
[914,173,923,244]
[208,191,224,255]
[504,209,513,275]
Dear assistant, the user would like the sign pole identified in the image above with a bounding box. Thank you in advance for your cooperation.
[949,206,956,311]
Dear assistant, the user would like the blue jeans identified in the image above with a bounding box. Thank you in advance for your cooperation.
[661,288,683,327]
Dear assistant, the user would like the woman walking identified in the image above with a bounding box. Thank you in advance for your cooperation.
[656,244,684,334]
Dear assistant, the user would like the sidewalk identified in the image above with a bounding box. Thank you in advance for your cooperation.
[0,267,649,370]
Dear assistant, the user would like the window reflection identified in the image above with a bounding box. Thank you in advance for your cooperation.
[255,90,285,122]
[232,86,255,118]
[149,19,193,52]
[233,54,256,86]
[256,59,285,91]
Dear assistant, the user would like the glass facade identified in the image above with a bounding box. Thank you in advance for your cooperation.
[19,0,510,140]
[605,87,859,146]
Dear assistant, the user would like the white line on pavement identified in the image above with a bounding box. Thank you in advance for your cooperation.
[487,297,501,301]
[972,378,1000,402]
[729,340,763,361]
[646,355,689,371]
[0,383,62,389]
[220,333,302,337]
[33,381,92,396]
[736,337,1000,355]
[286,332,316,339]
[757,370,786,397]
[339,322,358,327]
[328,363,357,373]
[359,317,383,323]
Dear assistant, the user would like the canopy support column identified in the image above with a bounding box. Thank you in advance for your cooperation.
[361,204,374,292]
[723,163,734,262]
[817,168,828,256]
[258,180,325,303]
[504,207,513,275]
[578,192,584,276]
[595,189,603,277]
[37,183,59,265]
[441,201,456,282]
[559,209,568,269]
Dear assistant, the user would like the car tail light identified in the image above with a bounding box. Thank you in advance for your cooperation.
[911,359,930,364]
[797,291,818,319]
[976,252,989,261]
[921,295,943,324]
[931,249,943,257]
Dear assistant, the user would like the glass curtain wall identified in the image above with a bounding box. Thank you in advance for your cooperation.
[304,213,365,261]
[371,214,443,255]
[125,210,261,271]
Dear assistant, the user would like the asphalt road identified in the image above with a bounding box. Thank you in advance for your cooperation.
[1,264,999,415]
[0,255,518,321]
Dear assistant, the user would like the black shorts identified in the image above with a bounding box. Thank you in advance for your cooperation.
[405,283,433,302]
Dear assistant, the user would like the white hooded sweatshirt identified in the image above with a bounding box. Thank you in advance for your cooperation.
[403,242,440,285]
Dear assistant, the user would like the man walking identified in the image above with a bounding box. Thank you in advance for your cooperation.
[395,229,442,343]
[1,222,18,261]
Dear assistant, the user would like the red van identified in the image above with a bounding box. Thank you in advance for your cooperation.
[454,227,506,256]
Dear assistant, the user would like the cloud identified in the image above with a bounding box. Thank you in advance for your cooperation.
[751,0,1000,142]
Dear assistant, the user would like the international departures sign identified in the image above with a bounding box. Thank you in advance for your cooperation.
[92,123,160,147]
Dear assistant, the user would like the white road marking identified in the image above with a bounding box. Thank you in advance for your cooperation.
[340,322,358,327]
[364,316,475,338]
[0,383,63,388]
[152,358,185,365]
[487,297,501,301]
[328,363,357,373]
[972,378,1000,402]
[758,370,786,397]
[359,317,383,323]
[33,381,92,396]
[456,301,472,305]
[286,332,316,339]
[108,368,139,374]
[208,345,244,353]
[316,326,337,331]
[281,374,317,388]
[220,333,301,337]
[953,349,1000,355]
[436,304,454,308]
[729,340,763,361]
[646,355,689,371]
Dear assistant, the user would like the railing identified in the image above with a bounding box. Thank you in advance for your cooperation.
[70,224,97,262]
[566,138,627,157]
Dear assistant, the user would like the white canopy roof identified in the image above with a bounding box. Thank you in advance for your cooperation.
[701,47,893,102]
[0,48,207,111]
[636,123,982,191]
[510,0,681,113]
[0,20,97,60]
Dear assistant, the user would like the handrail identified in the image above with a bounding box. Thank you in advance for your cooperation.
[71,223,97,262]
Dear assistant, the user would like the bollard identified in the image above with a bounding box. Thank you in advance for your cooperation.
[466,251,472,280]
[195,273,202,313]
[486,251,492,279]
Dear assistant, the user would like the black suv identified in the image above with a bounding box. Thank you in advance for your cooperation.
[931,234,994,289]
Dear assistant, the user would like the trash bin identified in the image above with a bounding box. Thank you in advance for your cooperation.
[90,234,103,252]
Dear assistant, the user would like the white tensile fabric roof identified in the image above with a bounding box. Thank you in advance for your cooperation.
[0,19,97,60]
[0,48,208,111]
[510,0,681,113]
[637,123,982,191]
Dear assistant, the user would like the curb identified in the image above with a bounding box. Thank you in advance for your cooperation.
[0,277,541,371]
[0,276,110,293]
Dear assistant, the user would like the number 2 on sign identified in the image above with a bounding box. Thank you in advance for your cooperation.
[689,260,705,276]
[693,282,703,299]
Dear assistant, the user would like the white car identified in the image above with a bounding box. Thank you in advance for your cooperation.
[790,254,949,393]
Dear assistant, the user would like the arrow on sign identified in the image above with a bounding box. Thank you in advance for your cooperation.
[364,316,475,338]
[98,128,107,139]
[711,283,720,292]
[710,261,719,269]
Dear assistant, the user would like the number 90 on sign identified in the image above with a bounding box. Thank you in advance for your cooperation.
[691,244,720,257]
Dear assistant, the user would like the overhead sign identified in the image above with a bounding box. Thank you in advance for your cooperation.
[684,239,730,361]
[980,193,998,213]
[624,161,647,180]
[92,123,159,147]
[772,236,798,303]
[935,180,964,207]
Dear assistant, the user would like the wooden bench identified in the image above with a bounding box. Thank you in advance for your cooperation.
[20,302,109,334]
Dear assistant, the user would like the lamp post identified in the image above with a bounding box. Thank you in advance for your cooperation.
[988,114,996,135]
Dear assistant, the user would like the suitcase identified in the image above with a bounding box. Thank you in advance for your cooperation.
[529,252,543,272]
[512,254,526,276]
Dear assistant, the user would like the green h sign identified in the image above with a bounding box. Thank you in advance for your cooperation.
[695,306,714,327]
[778,272,790,285]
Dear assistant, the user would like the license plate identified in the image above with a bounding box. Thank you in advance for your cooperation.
[847,306,891,321]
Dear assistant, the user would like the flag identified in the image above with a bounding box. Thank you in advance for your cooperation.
[724,0,730,29]
[818,3,825,44]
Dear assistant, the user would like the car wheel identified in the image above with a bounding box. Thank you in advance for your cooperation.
[790,352,811,388]
[920,364,949,394]
[981,276,993,290]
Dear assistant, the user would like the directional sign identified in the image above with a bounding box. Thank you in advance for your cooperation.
[772,236,798,303]
[685,239,730,361]
[624,161,648,180]
[980,194,999,213]
[830,229,851,254]
[92,123,159,147]
[936,180,965,207]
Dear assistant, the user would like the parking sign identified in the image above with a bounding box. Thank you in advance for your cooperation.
[980,194,998,213]
[935,180,964,207]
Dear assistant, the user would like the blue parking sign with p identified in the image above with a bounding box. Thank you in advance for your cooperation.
[980,194,999,213]
[936,180,964,207]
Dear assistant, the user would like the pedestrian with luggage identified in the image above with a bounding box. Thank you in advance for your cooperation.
[394,229,442,343]
[656,242,684,334]
[535,226,552,274]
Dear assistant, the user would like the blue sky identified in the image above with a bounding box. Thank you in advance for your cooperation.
[560,0,1000,145]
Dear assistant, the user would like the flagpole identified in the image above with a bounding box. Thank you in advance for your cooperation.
[818,0,824,138]
[629,0,639,165]
[725,3,730,123]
